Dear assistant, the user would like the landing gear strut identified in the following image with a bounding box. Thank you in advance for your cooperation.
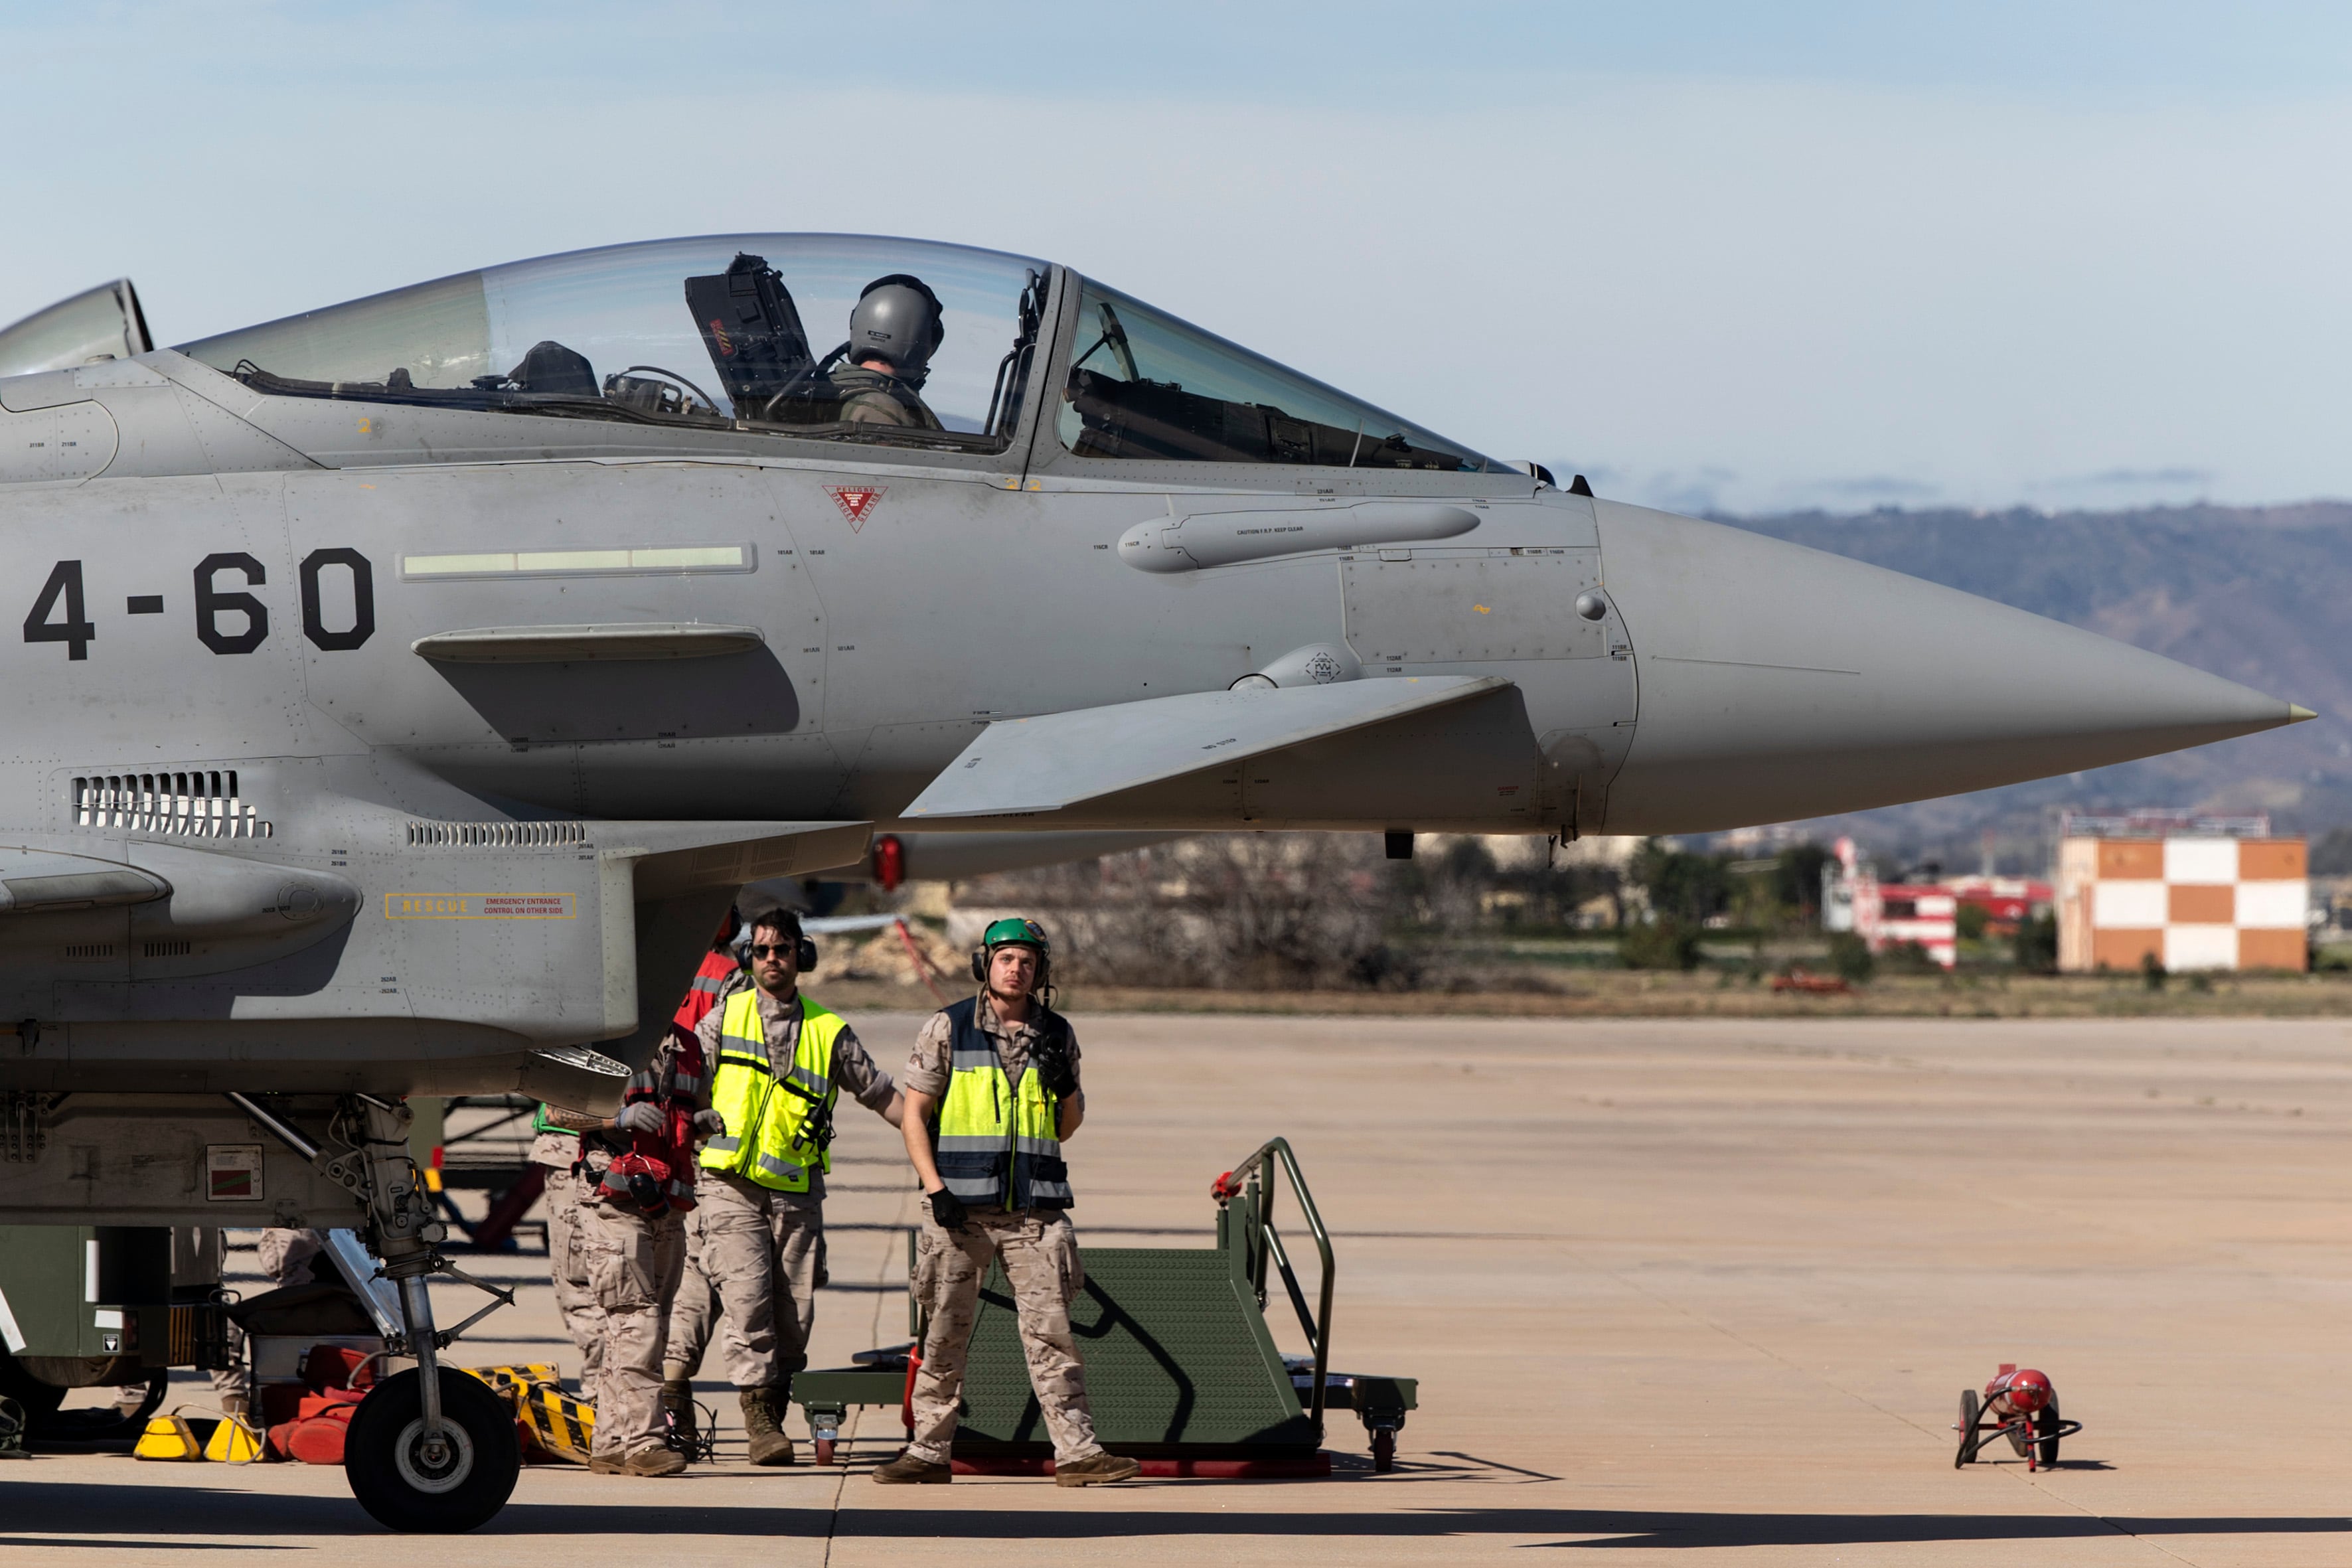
[229,1093,520,1532]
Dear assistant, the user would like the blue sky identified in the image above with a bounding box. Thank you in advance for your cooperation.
[7,2,2352,514]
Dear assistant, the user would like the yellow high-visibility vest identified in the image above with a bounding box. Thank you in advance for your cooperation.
[698,990,844,1192]
[931,996,1071,1210]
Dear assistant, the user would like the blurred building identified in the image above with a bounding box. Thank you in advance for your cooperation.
[2055,812,2308,973]
[1822,838,2051,969]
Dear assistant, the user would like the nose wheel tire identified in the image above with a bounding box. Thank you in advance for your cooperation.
[345,1368,518,1533]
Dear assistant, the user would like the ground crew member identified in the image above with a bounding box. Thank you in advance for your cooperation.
[580,990,723,1478]
[659,913,750,1444]
[696,909,903,1466]
[827,274,946,430]
[546,911,742,1412]
[531,1102,615,1389]
[874,918,1138,1487]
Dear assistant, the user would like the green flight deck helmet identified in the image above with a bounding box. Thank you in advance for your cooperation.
[971,917,1050,985]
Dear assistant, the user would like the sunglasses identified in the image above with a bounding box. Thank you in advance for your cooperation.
[749,943,799,959]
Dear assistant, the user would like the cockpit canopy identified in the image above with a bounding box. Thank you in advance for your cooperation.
[180,235,1046,453]
[178,234,1499,472]
[1055,279,1490,473]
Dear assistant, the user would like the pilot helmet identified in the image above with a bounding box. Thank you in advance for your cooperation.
[848,274,945,380]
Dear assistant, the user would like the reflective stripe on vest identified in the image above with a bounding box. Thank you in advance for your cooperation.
[697,990,844,1192]
[931,996,1071,1211]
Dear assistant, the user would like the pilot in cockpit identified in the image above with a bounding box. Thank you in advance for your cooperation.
[826,275,947,431]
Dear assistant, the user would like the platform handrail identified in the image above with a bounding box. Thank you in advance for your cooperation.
[1226,1136,1334,1437]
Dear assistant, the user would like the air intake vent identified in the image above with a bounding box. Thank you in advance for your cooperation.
[60,943,116,961]
[406,820,590,849]
[142,940,192,959]
[74,772,270,838]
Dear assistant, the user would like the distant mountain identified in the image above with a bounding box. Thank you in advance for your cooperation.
[1699,503,2351,870]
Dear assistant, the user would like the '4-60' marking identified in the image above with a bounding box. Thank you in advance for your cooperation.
[24,552,376,661]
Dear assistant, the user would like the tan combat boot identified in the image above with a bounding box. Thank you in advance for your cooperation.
[740,1385,795,1466]
[870,1450,953,1484]
[660,1377,696,1441]
[624,1445,688,1477]
[1054,1451,1141,1487]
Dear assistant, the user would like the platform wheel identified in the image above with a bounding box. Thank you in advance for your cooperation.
[814,1435,836,1466]
[8,1366,165,1443]
[0,1350,67,1432]
[1371,1429,1396,1472]
[2033,1399,2062,1471]
[1954,1389,1980,1468]
[344,1368,520,1534]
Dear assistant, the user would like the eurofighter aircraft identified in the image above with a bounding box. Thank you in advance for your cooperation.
[0,236,2309,1528]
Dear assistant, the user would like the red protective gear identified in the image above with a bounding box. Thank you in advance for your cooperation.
[592,1024,706,1214]
[589,947,735,1214]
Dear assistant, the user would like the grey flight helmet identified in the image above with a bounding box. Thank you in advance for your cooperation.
[848,274,945,382]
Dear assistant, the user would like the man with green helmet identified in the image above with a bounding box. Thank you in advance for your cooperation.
[873,917,1139,1487]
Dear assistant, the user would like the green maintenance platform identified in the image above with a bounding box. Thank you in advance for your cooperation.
[794,1137,1416,1475]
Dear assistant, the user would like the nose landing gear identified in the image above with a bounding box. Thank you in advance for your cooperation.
[230,1092,521,1532]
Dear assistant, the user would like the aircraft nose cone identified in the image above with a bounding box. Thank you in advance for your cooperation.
[1593,502,2311,834]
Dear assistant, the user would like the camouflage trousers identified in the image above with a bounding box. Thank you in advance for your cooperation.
[696,1172,822,1389]
[661,1206,720,1380]
[542,1164,606,1387]
[256,1227,324,1286]
[907,1208,1102,1466]
[578,1200,686,1461]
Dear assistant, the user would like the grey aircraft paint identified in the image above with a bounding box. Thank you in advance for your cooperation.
[0,234,2306,1116]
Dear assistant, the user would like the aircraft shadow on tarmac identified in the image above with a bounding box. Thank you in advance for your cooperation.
[2,1480,2349,1549]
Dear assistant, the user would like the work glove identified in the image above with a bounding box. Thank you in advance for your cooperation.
[1030,1040,1079,1099]
[926,1187,969,1233]
[613,1101,665,1136]
[691,1109,726,1137]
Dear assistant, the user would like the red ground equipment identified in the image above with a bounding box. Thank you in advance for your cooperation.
[1954,1364,2080,1470]
[264,1344,380,1464]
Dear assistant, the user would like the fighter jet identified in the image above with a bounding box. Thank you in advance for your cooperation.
[0,234,2308,1528]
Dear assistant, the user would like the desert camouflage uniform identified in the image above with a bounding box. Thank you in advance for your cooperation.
[256,1227,324,1286]
[532,1127,608,1386]
[692,988,895,1389]
[827,364,944,430]
[579,1198,688,1463]
[580,1017,710,1464]
[901,998,1106,1467]
[662,1206,720,1379]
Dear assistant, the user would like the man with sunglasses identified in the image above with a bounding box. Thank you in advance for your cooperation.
[874,917,1138,1487]
[695,907,903,1465]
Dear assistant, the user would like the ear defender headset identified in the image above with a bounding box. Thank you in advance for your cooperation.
[971,916,1051,991]
[749,913,817,971]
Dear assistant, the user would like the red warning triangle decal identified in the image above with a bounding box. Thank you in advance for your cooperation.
[827,486,886,530]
